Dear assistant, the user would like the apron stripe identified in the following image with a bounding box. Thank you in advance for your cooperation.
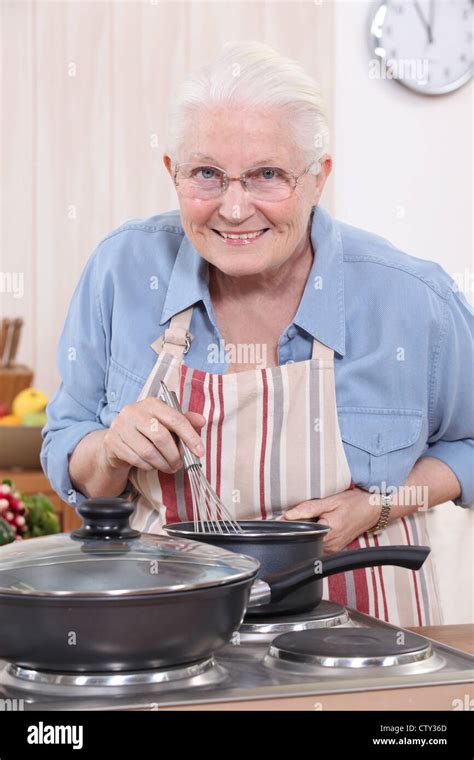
[189,370,206,416]
[383,518,421,626]
[178,363,193,521]
[252,371,262,519]
[186,368,207,521]
[327,572,348,608]
[179,363,186,404]
[205,373,215,486]
[374,533,390,622]
[160,471,179,525]
[259,369,269,519]
[408,512,432,625]
[216,374,224,503]
[218,372,238,519]
[263,370,275,519]
[318,365,326,497]
[309,362,321,498]
[361,531,380,619]
[348,536,371,614]
[279,363,289,509]
[401,516,423,626]
[353,566,370,615]
[269,367,283,512]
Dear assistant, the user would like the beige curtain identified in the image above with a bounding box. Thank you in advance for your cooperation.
[0,0,334,396]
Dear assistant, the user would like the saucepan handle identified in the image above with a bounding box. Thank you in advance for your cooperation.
[258,545,430,604]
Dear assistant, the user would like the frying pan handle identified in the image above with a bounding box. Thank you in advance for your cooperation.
[261,545,431,604]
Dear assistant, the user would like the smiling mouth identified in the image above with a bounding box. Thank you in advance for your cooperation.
[212,228,269,241]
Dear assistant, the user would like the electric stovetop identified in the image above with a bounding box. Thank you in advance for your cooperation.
[0,605,472,711]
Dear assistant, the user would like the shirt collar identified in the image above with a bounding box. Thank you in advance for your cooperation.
[293,204,346,356]
[160,204,346,357]
[159,233,211,326]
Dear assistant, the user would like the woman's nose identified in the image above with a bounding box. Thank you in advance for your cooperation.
[217,179,256,219]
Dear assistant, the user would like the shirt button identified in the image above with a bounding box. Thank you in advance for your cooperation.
[287,327,296,340]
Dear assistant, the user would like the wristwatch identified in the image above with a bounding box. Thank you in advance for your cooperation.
[369,493,393,535]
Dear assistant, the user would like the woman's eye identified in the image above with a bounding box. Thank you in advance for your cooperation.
[192,166,219,180]
[252,167,281,181]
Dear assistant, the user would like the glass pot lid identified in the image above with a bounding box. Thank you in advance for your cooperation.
[0,498,260,598]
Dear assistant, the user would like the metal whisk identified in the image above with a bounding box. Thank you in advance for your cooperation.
[159,381,243,534]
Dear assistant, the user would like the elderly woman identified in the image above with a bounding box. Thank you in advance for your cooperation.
[41,41,473,627]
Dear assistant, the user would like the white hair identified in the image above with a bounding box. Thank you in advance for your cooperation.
[164,40,330,175]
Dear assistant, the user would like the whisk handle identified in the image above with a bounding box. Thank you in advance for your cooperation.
[159,382,202,470]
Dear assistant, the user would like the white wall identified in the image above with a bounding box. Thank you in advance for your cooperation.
[333,0,473,299]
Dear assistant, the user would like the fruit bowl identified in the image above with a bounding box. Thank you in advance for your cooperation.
[0,425,44,469]
[0,387,48,468]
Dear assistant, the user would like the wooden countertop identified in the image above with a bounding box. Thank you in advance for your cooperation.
[408,624,474,655]
[159,624,474,712]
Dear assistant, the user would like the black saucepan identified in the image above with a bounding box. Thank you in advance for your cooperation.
[164,520,429,617]
[0,500,429,671]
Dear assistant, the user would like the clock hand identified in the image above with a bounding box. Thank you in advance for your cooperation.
[413,0,432,44]
[427,0,435,44]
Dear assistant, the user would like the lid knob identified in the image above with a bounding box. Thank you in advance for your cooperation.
[71,498,140,540]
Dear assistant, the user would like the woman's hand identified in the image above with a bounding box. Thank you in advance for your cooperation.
[103,398,206,475]
[283,488,381,553]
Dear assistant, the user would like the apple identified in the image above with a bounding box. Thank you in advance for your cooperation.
[12,388,48,420]
[21,411,48,427]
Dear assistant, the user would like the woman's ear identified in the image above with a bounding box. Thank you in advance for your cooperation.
[163,154,173,177]
[313,154,332,205]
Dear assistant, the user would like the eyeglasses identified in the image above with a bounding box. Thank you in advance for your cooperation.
[172,160,320,202]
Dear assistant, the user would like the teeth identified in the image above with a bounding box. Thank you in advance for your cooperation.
[219,230,266,240]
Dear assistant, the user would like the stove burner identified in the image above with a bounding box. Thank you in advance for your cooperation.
[240,601,351,641]
[5,657,220,690]
[267,628,434,668]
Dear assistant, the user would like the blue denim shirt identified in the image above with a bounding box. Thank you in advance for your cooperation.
[40,205,474,508]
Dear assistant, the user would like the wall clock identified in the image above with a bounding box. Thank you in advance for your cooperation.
[369,0,473,95]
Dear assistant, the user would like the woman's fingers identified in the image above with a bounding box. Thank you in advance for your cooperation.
[105,429,167,472]
[114,427,180,473]
[105,398,207,475]
[108,397,206,472]
[149,401,205,456]
[185,411,207,429]
[283,499,328,520]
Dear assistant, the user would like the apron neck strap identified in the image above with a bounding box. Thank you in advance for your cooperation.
[311,339,334,362]
[151,305,333,364]
[150,306,194,358]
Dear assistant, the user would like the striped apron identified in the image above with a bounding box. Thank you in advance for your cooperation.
[128,306,443,627]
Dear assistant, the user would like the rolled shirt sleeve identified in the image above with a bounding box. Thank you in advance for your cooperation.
[40,246,130,507]
[418,285,474,507]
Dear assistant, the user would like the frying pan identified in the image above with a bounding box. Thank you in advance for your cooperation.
[0,500,429,672]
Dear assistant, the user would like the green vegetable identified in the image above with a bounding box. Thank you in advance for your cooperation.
[0,516,15,546]
[22,493,59,538]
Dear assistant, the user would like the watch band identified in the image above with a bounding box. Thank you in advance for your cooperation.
[369,493,393,535]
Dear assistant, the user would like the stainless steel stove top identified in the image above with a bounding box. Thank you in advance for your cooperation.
[0,604,472,711]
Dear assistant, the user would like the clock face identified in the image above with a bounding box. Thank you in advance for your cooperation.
[369,0,473,94]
